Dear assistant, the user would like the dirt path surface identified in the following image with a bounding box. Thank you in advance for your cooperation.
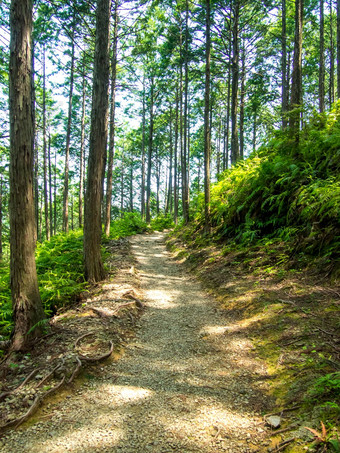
[0,232,272,452]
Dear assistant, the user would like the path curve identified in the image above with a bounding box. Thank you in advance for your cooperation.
[0,232,270,452]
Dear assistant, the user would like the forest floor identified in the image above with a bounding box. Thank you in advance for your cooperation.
[0,231,281,453]
[0,231,338,452]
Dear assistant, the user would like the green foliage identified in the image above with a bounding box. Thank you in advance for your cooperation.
[109,212,148,239]
[197,106,340,273]
[308,372,340,402]
[150,214,174,231]
[36,230,87,314]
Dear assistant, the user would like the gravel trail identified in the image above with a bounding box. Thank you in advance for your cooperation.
[0,232,271,452]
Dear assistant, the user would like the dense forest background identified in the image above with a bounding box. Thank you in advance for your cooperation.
[0,0,339,343]
[0,0,338,241]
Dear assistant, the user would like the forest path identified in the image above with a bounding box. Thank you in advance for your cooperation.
[1,232,272,452]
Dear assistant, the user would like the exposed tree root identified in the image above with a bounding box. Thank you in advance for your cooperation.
[37,360,64,388]
[270,438,296,452]
[68,356,82,384]
[78,341,114,362]
[0,369,39,402]
[0,375,66,433]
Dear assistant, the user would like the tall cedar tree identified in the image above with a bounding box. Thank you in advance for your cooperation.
[84,0,111,282]
[104,0,119,237]
[9,0,45,350]
[204,0,211,233]
[289,0,304,133]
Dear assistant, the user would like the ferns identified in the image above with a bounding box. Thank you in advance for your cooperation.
[197,106,340,271]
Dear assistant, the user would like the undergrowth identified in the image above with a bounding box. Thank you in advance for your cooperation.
[194,105,340,277]
[0,213,151,342]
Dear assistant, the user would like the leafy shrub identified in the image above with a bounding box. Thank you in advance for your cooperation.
[109,212,148,239]
[308,372,340,402]
[195,105,340,271]
[150,214,174,231]
[36,230,87,315]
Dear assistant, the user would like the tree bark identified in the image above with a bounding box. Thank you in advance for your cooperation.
[141,75,146,219]
[319,0,325,112]
[329,0,335,106]
[231,0,240,165]
[174,82,179,224]
[239,39,245,160]
[289,0,304,133]
[48,134,53,236]
[42,45,50,240]
[0,176,2,260]
[9,0,45,351]
[79,64,86,229]
[204,0,211,233]
[104,0,118,236]
[62,12,76,234]
[182,0,190,224]
[337,0,340,98]
[224,32,232,171]
[145,77,154,224]
[84,0,111,283]
[282,0,288,128]
[166,104,173,214]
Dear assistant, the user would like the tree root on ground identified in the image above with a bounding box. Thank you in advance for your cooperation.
[0,375,66,433]
[0,369,39,402]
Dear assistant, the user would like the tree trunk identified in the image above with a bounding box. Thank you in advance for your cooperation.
[166,104,173,214]
[174,82,179,224]
[282,0,288,128]
[34,130,39,241]
[337,0,340,98]
[0,176,2,260]
[79,65,86,229]
[54,149,57,235]
[84,0,111,283]
[146,77,154,224]
[104,0,118,236]
[9,0,45,351]
[129,160,133,212]
[120,148,124,214]
[141,76,146,219]
[224,34,232,171]
[182,0,190,224]
[156,148,160,215]
[48,134,53,236]
[329,1,335,106]
[231,0,240,165]
[204,0,211,233]
[63,13,76,234]
[319,0,325,112]
[253,109,257,152]
[289,0,304,133]
[42,45,50,240]
[239,39,245,160]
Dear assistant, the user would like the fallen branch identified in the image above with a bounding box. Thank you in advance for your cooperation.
[78,341,114,362]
